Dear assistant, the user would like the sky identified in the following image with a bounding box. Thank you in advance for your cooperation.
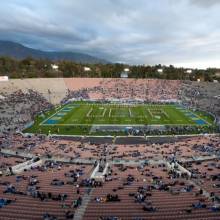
[0,0,220,68]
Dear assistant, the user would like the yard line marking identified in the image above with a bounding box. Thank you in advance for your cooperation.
[102,108,107,117]
[109,108,112,117]
[86,108,93,117]
[129,108,132,117]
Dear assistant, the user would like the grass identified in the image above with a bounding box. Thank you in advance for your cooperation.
[24,101,216,136]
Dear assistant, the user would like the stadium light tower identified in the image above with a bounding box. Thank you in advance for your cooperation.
[120,68,129,78]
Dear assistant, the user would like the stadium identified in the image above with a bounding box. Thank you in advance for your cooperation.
[0,77,220,220]
[1,1,220,220]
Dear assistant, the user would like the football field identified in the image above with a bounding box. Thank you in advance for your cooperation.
[24,101,216,136]
[39,102,209,126]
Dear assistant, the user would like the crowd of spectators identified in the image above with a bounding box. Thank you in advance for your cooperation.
[63,79,181,102]
[180,81,220,123]
[0,89,53,133]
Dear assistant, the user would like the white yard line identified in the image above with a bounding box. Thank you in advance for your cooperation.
[86,108,93,117]
[129,108,132,117]
[102,108,107,117]
[148,109,153,118]
[109,108,112,117]
[162,109,169,118]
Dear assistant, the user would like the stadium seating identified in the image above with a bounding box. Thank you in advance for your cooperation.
[0,78,220,219]
[0,133,220,219]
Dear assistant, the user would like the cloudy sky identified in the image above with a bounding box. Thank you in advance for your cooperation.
[0,0,220,68]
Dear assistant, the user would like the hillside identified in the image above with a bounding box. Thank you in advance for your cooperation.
[0,41,108,64]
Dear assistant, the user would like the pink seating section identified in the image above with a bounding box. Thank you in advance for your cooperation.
[0,163,93,220]
[84,165,220,220]
[64,78,181,101]
[0,134,220,219]
[6,134,220,162]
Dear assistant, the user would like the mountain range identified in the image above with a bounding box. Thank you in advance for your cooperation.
[0,41,108,64]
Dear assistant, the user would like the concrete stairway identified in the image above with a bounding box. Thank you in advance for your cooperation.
[73,188,94,220]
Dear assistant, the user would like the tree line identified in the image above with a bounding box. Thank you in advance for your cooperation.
[0,56,219,81]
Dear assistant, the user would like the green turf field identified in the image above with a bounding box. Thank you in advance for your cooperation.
[40,103,210,126]
[24,101,216,136]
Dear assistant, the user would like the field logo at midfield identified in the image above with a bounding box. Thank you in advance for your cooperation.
[86,107,107,118]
